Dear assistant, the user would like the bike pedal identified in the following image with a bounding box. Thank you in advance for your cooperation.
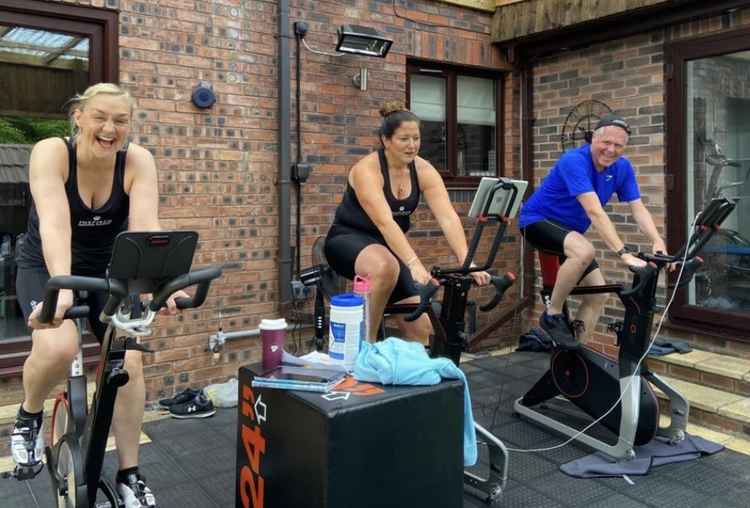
[607,320,623,333]
[5,463,44,480]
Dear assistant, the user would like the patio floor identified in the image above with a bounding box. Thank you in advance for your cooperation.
[2,350,750,507]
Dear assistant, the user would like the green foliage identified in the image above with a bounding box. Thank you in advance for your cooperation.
[0,116,69,144]
[26,118,70,140]
[0,118,27,144]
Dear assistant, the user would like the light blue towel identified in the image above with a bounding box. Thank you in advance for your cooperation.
[353,338,478,466]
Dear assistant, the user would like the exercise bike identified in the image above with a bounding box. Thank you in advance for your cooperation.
[697,140,750,309]
[387,177,525,503]
[513,197,736,460]
[23,231,221,508]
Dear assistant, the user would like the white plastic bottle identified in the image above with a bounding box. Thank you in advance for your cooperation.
[352,275,372,344]
[328,293,364,370]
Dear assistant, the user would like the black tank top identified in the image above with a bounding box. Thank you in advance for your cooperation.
[331,149,420,236]
[17,137,130,276]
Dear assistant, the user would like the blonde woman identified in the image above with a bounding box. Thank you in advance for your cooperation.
[12,83,182,508]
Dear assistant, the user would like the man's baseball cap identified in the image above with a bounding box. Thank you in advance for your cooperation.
[594,113,631,135]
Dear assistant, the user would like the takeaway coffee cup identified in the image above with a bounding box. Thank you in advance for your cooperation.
[260,318,287,370]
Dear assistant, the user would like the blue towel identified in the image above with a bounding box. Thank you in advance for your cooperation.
[353,338,478,466]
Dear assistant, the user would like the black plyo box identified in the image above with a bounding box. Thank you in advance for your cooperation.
[236,364,464,508]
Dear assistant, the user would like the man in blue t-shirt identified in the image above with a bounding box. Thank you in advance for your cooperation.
[519,114,666,349]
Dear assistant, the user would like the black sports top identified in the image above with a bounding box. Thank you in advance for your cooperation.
[331,149,420,236]
[17,137,130,276]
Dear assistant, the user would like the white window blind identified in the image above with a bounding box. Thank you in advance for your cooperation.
[457,75,495,126]
[410,74,446,122]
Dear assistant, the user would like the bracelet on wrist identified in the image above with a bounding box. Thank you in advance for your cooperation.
[405,256,419,268]
[616,247,629,257]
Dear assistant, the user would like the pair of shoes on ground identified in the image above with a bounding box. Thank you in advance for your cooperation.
[160,388,216,419]
[539,311,582,350]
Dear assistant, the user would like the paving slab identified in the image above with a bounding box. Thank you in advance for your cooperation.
[719,397,750,425]
[699,355,750,380]
[655,349,715,368]
[654,375,745,412]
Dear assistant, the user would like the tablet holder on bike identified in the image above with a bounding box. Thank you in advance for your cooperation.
[404,178,521,365]
[32,231,221,508]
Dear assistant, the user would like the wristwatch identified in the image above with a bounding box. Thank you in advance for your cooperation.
[616,247,629,257]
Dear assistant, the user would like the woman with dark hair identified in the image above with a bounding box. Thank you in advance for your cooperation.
[324,101,490,343]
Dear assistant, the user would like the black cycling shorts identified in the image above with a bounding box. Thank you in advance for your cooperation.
[324,224,419,304]
[520,219,599,281]
[16,267,109,341]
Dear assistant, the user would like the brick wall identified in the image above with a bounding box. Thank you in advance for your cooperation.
[526,8,750,358]
[1,0,521,404]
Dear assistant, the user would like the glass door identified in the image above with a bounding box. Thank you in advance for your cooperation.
[685,54,750,315]
[667,31,750,338]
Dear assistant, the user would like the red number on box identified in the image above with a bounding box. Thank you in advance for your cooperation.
[239,464,265,508]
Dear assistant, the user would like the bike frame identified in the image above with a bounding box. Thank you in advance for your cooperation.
[515,197,736,460]
[37,231,221,508]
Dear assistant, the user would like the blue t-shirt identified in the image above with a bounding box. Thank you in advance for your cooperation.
[518,144,641,233]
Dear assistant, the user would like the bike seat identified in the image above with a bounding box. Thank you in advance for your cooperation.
[311,236,346,299]
[537,250,562,291]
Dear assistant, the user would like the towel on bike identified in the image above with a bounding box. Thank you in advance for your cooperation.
[560,434,723,478]
[353,337,478,466]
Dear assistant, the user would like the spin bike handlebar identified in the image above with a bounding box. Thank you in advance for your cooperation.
[38,266,223,325]
[150,266,223,311]
[39,276,123,324]
[620,196,735,297]
[621,253,704,298]
[404,272,516,322]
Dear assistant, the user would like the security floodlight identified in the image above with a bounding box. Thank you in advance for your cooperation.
[335,25,392,58]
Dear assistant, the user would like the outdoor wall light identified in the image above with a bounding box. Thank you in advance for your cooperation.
[191,80,216,109]
[294,22,393,59]
[335,25,392,58]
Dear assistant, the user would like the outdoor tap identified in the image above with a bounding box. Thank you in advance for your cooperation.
[207,328,226,359]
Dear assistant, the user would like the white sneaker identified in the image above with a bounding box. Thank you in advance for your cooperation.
[116,472,157,508]
[10,413,44,469]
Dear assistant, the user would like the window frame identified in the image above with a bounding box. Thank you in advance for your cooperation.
[0,0,118,84]
[407,60,504,188]
[0,0,118,372]
[665,26,750,341]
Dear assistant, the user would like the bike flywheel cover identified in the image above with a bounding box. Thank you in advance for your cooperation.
[550,350,590,398]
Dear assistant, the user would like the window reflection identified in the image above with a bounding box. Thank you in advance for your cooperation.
[687,53,750,314]
[0,24,90,339]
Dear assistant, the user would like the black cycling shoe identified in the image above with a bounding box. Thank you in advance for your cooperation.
[540,311,581,350]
